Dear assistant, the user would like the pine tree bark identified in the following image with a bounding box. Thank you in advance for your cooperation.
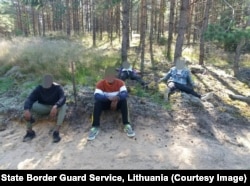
[174,0,189,63]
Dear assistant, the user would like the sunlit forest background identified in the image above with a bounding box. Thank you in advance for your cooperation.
[1,0,250,98]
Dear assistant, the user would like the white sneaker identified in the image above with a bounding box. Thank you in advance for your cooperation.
[201,92,213,101]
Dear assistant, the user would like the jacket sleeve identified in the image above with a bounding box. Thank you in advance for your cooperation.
[94,93,109,102]
[55,86,66,107]
[186,70,194,87]
[24,87,39,110]
[161,69,172,82]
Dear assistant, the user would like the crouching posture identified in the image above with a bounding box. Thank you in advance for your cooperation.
[87,67,135,141]
[23,74,67,143]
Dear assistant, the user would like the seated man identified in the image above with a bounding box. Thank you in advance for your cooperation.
[87,67,135,141]
[23,74,67,143]
[158,58,212,101]
[118,61,147,88]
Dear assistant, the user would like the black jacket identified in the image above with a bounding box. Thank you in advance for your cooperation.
[24,83,66,110]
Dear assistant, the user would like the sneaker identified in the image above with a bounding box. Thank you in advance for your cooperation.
[124,124,135,137]
[23,130,36,142]
[53,131,61,143]
[87,127,99,141]
[164,89,171,102]
[201,92,213,101]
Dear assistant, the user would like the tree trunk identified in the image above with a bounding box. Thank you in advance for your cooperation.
[22,4,29,36]
[115,4,121,42]
[92,0,96,47]
[16,0,23,34]
[157,0,165,43]
[66,0,71,37]
[166,0,175,60]
[174,0,189,62]
[121,0,130,63]
[199,0,213,65]
[140,0,147,76]
[42,7,45,36]
[149,0,155,72]
[233,39,245,77]
[233,1,250,77]
[31,7,36,36]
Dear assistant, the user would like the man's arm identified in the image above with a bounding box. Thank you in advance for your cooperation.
[158,69,172,82]
[186,70,194,87]
[94,88,109,102]
[24,87,39,110]
[55,86,66,107]
[23,87,39,121]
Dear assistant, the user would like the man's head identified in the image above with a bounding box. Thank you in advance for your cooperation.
[175,58,186,70]
[122,61,131,69]
[104,67,116,84]
[42,74,53,89]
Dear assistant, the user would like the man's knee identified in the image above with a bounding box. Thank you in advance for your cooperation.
[58,104,67,115]
[94,100,102,107]
[59,104,67,111]
[119,73,127,80]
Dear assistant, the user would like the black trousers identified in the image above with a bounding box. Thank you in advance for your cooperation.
[168,82,201,98]
[92,99,130,127]
[119,71,145,86]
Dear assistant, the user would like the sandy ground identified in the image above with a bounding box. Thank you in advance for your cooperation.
[1,110,250,170]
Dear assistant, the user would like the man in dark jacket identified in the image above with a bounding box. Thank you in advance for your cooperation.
[118,61,147,88]
[23,74,67,143]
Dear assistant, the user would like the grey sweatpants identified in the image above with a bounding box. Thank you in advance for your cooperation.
[27,101,67,128]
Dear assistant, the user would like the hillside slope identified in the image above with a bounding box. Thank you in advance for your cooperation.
[0,65,250,169]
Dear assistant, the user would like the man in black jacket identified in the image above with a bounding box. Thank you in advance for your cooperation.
[23,74,67,143]
[118,61,147,88]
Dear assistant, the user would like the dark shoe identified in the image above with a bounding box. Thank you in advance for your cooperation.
[30,116,35,124]
[53,131,61,143]
[23,130,36,142]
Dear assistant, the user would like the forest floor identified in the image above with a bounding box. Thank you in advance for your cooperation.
[0,62,250,170]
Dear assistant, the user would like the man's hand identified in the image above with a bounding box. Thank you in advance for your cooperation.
[109,96,119,111]
[108,96,119,102]
[168,82,175,89]
[110,100,118,111]
[157,78,163,83]
[24,110,31,121]
[50,105,58,118]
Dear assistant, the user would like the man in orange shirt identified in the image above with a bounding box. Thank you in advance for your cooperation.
[87,67,135,141]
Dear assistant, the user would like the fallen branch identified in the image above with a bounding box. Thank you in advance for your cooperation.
[228,94,250,104]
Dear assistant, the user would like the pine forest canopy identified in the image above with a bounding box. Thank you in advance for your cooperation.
[1,0,250,77]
